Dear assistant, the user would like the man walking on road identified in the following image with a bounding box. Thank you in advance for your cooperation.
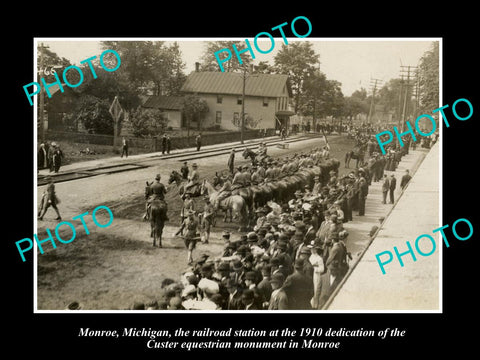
[228,149,235,175]
[38,177,62,221]
[196,133,202,151]
[389,174,397,204]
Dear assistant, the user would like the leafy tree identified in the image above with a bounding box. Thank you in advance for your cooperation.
[129,107,168,137]
[183,94,209,131]
[199,41,253,72]
[65,95,113,135]
[417,42,439,115]
[274,42,320,113]
[254,61,276,74]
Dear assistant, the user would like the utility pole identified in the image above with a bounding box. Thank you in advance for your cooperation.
[239,64,257,144]
[367,78,382,124]
[399,65,417,132]
[38,42,48,144]
[241,66,246,144]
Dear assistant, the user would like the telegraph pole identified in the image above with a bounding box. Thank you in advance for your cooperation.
[400,65,417,131]
[38,42,48,144]
[241,66,246,144]
[367,78,382,124]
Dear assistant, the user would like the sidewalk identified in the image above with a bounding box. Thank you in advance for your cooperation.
[327,142,440,311]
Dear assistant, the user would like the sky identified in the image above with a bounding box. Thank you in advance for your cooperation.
[39,38,438,96]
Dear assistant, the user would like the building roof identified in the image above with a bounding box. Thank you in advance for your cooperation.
[142,95,184,110]
[181,71,291,98]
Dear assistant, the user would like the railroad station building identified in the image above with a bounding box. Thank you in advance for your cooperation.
[179,70,295,131]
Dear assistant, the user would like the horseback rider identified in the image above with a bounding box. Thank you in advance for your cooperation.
[184,163,200,195]
[250,165,263,185]
[214,174,232,210]
[231,166,244,190]
[144,174,168,221]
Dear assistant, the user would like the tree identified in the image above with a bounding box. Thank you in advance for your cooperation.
[65,95,113,135]
[417,42,439,115]
[254,61,276,74]
[199,41,253,72]
[183,95,209,131]
[129,107,168,137]
[274,42,320,113]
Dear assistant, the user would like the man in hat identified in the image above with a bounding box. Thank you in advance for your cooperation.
[400,169,412,190]
[214,174,232,210]
[232,166,245,189]
[183,210,200,264]
[38,177,62,221]
[242,165,251,186]
[254,207,268,230]
[176,193,195,236]
[282,259,313,310]
[268,273,288,310]
[121,137,129,158]
[195,133,202,151]
[228,149,235,174]
[241,289,261,310]
[381,174,390,204]
[185,163,200,194]
[226,278,243,310]
[201,196,215,243]
[357,171,368,216]
[249,165,260,185]
[265,162,275,181]
[144,174,168,221]
[257,265,273,307]
[162,133,167,154]
[52,144,64,173]
[389,173,397,204]
[312,176,322,195]
[231,259,246,288]
[326,233,349,279]
[180,161,189,180]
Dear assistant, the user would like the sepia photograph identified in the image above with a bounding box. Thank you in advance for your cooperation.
[31,38,441,312]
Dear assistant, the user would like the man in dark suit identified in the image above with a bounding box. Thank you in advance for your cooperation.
[400,169,412,190]
[242,289,261,310]
[382,174,390,204]
[282,259,313,310]
[389,174,397,204]
[121,137,129,158]
[226,279,243,310]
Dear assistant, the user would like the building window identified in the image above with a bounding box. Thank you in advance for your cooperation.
[263,97,269,107]
[217,95,223,104]
[216,111,222,124]
[237,96,243,105]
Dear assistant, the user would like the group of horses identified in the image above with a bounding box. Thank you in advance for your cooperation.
[143,138,374,247]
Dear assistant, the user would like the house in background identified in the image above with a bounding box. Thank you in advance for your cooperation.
[180,69,294,131]
[141,95,185,129]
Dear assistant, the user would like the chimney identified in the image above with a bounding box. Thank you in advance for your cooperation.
[195,62,200,72]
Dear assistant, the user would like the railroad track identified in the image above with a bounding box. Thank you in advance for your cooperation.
[37,134,325,186]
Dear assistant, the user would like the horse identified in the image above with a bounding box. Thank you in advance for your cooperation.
[242,148,269,166]
[213,171,272,210]
[200,179,248,231]
[145,181,167,247]
[345,145,366,168]
[150,199,167,247]
[168,170,201,199]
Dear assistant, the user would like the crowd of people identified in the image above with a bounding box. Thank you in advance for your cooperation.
[37,141,64,173]
[131,133,415,311]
